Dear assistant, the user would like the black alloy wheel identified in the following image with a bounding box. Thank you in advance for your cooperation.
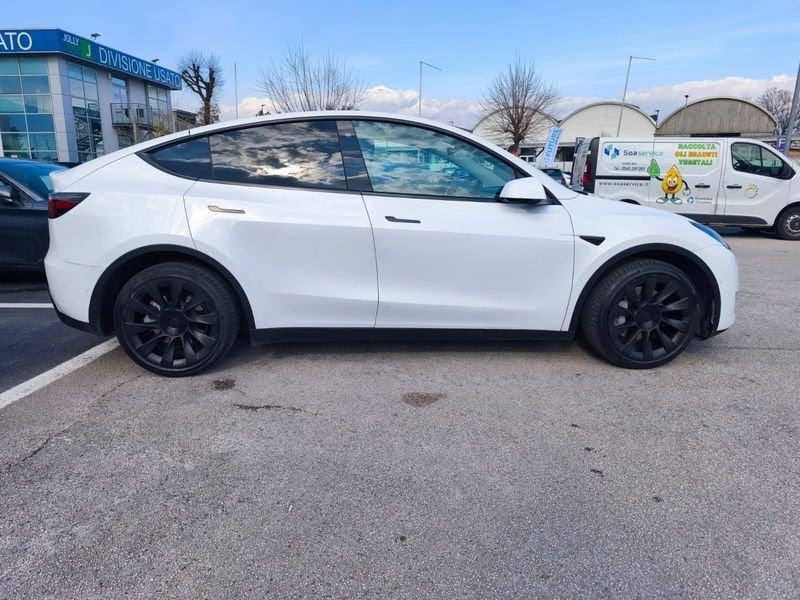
[114,262,239,376]
[607,273,695,363]
[582,259,701,368]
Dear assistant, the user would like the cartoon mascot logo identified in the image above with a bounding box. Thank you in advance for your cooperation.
[648,160,691,204]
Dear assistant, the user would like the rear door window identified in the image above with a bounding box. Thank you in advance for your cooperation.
[209,120,347,190]
[149,137,212,179]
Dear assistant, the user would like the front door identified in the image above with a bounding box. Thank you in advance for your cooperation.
[723,141,792,224]
[351,119,574,331]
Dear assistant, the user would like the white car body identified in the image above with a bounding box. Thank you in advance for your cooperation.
[573,136,799,230]
[45,112,737,372]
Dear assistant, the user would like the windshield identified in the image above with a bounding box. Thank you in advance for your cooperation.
[0,161,66,200]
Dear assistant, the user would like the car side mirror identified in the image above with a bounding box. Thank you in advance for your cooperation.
[499,177,548,205]
[0,183,18,204]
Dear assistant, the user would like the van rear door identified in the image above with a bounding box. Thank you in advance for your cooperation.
[593,140,651,202]
[645,140,724,217]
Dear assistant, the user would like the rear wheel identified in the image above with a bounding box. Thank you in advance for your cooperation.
[581,259,701,368]
[113,262,239,376]
[774,205,800,240]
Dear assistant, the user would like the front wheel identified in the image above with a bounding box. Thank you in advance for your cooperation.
[774,205,800,240]
[581,259,702,368]
[113,262,240,376]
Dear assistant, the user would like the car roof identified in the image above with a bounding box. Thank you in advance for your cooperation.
[0,157,57,168]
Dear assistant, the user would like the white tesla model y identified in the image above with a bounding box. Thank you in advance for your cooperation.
[46,112,737,376]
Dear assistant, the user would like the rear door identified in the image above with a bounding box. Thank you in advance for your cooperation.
[723,141,793,224]
[593,140,652,203]
[175,119,378,329]
[350,119,574,331]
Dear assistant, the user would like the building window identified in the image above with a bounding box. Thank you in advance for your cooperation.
[112,77,128,104]
[0,57,57,161]
[68,61,103,163]
[146,85,169,114]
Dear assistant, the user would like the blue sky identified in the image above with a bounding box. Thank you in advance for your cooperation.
[6,0,800,125]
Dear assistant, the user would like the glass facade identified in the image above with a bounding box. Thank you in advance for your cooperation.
[1,52,174,164]
[68,61,103,162]
[0,56,57,161]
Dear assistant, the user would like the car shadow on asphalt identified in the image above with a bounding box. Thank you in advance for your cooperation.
[222,333,583,367]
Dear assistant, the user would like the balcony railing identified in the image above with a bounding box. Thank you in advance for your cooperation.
[110,103,173,131]
[110,103,195,144]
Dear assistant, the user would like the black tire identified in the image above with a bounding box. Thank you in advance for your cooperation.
[113,261,239,376]
[773,205,800,240]
[581,259,702,368]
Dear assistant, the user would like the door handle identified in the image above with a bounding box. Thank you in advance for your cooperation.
[208,205,246,214]
[385,215,421,224]
[726,184,742,190]
[695,183,711,189]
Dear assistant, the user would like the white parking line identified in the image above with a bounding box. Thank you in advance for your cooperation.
[0,339,119,410]
[0,303,54,309]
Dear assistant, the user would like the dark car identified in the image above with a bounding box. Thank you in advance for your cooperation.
[0,158,66,269]
[539,167,568,187]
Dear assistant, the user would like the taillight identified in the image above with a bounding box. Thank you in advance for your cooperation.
[48,192,89,218]
[580,158,590,187]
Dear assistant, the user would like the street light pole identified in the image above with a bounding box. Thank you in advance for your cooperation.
[418,60,442,117]
[616,55,656,136]
[234,62,239,120]
[784,61,800,157]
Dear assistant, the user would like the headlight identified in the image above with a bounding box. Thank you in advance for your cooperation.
[690,221,731,250]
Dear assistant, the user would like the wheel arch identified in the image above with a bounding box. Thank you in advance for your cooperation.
[774,201,800,227]
[568,243,721,338]
[89,244,255,336]
[619,198,641,205]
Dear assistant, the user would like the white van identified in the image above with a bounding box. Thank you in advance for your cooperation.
[572,137,800,240]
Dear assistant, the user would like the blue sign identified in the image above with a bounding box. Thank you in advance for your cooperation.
[0,29,181,90]
[540,126,563,166]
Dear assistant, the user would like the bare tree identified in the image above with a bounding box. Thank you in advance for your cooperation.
[480,57,558,153]
[758,87,797,135]
[178,52,223,125]
[256,45,366,112]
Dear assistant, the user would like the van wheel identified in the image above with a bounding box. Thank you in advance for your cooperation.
[113,262,239,377]
[774,206,800,240]
[581,259,701,368]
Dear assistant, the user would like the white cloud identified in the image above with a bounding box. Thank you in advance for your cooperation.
[218,86,481,128]
[218,96,271,121]
[217,74,797,129]
[624,74,796,115]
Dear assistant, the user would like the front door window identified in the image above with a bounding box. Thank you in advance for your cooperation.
[352,120,517,200]
[731,142,793,179]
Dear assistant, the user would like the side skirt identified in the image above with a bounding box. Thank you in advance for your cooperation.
[678,213,768,226]
[249,327,573,346]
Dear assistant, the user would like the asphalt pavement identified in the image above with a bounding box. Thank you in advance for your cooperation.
[0,272,104,393]
[1,232,799,599]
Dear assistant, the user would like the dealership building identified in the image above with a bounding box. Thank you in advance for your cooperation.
[0,29,183,163]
